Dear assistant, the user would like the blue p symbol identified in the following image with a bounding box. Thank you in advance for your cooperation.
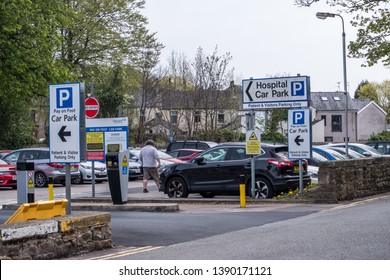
[291,81,305,96]
[293,111,305,124]
[56,87,73,108]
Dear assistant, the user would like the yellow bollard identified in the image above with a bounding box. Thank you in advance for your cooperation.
[48,176,54,200]
[239,175,246,208]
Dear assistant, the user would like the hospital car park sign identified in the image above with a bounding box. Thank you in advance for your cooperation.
[49,83,82,163]
[242,76,309,109]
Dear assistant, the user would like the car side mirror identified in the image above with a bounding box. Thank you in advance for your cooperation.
[194,157,205,164]
[362,152,371,157]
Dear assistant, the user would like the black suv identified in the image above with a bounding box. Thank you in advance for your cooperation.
[159,142,310,199]
[165,140,218,152]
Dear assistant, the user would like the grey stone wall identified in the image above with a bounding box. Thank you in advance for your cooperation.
[0,212,112,260]
[314,157,390,203]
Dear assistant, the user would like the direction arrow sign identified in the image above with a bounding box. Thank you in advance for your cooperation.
[49,83,81,163]
[294,135,304,146]
[58,126,71,142]
[288,108,311,159]
[242,76,309,109]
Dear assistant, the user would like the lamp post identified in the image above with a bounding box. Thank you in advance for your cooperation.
[316,12,349,157]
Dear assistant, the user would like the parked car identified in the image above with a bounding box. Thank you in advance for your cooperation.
[159,142,311,199]
[166,140,218,152]
[365,141,390,155]
[327,143,383,157]
[166,149,203,161]
[2,147,80,188]
[0,150,12,159]
[306,151,329,184]
[128,149,181,174]
[312,146,347,160]
[0,159,17,189]
[72,161,107,184]
[128,160,143,180]
[322,146,365,159]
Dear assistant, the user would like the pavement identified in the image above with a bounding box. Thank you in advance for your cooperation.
[2,188,308,213]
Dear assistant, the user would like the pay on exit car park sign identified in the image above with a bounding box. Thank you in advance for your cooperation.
[49,83,81,163]
[242,76,309,109]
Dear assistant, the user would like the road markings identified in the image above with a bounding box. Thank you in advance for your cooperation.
[88,246,163,260]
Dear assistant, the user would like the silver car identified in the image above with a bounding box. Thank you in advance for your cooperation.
[73,161,107,184]
[2,147,80,188]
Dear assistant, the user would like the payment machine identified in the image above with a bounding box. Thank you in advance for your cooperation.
[16,160,35,204]
[106,145,129,205]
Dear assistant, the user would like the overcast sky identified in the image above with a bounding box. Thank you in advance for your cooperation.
[142,0,389,95]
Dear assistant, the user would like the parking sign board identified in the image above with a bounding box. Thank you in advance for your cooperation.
[49,83,81,163]
[288,108,311,159]
[242,76,309,109]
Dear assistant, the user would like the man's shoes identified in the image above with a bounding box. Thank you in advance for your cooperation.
[143,189,149,193]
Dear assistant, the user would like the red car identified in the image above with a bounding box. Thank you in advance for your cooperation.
[166,149,203,162]
[0,159,17,189]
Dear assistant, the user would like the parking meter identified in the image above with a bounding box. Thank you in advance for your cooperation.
[106,149,129,204]
[16,160,35,204]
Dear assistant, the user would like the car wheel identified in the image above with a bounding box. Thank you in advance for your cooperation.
[35,172,48,188]
[72,174,83,184]
[249,177,274,199]
[200,191,216,198]
[167,177,189,198]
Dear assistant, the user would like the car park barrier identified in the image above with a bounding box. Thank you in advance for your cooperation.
[4,199,68,224]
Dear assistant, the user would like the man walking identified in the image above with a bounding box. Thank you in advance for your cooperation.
[139,140,161,193]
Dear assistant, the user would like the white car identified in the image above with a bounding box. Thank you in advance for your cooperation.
[73,161,107,184]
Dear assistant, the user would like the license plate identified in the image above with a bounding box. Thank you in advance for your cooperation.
[294,166,302,172]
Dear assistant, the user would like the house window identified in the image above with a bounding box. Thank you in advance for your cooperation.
[194,111,201,123]
[218,111,225,123]
[321,115,327,126]
[321,96,328,101]
[331,115,342,132]
[324,136,333,143]
[170,111,178,124]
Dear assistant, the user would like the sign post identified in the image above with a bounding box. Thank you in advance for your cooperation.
[49,82,83,214]
[288,108,312,194]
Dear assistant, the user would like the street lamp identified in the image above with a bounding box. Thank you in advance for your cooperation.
[316,12,349,157]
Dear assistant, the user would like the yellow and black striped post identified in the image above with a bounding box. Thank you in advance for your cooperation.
[240,175,246,208]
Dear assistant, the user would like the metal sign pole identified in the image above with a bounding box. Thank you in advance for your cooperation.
[299,159,303,195]
[92,161,96,197]
[65,163,71,214]
[250,109,255,198]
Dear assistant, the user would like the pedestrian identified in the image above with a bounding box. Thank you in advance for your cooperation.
[139,139,161,193]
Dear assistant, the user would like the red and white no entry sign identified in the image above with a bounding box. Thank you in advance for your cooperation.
[85,97,99,118]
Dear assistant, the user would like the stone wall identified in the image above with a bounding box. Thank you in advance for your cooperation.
[0,212,112,260]
[314,156,390,203]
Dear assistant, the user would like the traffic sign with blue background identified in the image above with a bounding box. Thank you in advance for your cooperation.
[49,83,81,163]
[288,108,312,159]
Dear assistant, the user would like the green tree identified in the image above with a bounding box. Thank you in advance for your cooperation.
[354,80,379,103]
[295,0,390,67]
[0,0,71,148]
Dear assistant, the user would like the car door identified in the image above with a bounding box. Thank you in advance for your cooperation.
[223,147,252,192]
[184,147,229,192]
